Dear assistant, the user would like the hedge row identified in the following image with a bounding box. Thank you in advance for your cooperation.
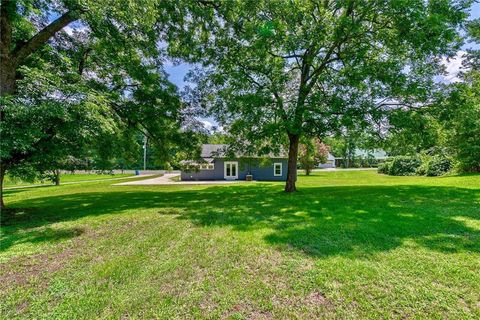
[378,155,452,176]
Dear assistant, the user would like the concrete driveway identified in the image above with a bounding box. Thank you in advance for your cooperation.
[114,173,248,186]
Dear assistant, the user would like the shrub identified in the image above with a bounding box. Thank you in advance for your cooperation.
[377,160,392,174]
[415,162,427,176]
[379,155,452,176]
[425,156,452,176]
[380,156,421,176]
[415,154,431,176]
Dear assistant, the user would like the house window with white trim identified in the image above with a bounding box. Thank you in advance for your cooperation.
[199,163,214,170]
[274,162,282,176]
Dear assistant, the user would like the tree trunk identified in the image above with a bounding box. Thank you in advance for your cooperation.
[54,169,61,186]
[0,165,6,210]
[0,61,16,96]
[285,133,300,192]
[1,0,16,97]
[306,166,311,176]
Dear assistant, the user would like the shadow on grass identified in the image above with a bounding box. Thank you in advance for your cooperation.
[0,226,84,252]
[2,183,479,257]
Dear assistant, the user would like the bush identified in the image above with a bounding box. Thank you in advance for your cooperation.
[425,156,452,176]
[377,160,392,174]
[389,156,422,176]
[415,154,431,176]
[379,154,452,176]
[415,162,427,176]
[378,156,421,176]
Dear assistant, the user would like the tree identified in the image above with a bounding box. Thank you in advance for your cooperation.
[324,129,364,168]
[382,17,480,172]
[436,63,480,172]
[178,0,471,191]
[383,108,444,156]
[298,138,329,175]
[443,74,480,172]
[208,131,228,144]
[0,0,206,209]
[442,18,480,172]
[1,0,82,96]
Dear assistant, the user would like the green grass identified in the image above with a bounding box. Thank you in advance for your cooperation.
[1,171,479,319]
[4,173,134,187]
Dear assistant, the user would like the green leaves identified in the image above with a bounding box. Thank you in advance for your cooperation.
[1,0,205,188]
[181,0,470,149]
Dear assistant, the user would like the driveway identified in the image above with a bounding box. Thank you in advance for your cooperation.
[114,173,248,186]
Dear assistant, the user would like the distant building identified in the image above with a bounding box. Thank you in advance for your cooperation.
[180,144,288,181]
[333,149,389,168]
[317,152,337,168]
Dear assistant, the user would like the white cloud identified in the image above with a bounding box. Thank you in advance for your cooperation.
[200,119,223,133]
[440,51,466,83]
[63,25,89,36]
[200,120,214,131]
[63,26,74,35]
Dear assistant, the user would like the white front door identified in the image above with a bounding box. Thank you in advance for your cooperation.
[224,161,238,180]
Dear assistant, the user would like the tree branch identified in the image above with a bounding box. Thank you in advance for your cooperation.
[78,47,92,75]
[12,10,82,65]
[268,50,303,59]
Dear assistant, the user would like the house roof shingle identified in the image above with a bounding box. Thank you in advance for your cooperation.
[201,144,228,158]
[201,144,287,159]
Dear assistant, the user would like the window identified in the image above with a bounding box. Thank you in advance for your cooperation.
[274,163,282,176]
[199,163,214,170]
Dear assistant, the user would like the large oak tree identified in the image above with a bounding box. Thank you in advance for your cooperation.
[0,0,207,209]
[177,0,472,191]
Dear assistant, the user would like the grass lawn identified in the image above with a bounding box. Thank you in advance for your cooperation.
[1,171,479,319]
[4,173,134,187]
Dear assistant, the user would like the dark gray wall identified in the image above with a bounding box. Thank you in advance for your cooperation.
[181,158,288,181]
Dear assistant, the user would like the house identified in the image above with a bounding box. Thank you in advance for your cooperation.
[180,144,288,181]
[334,149,388,167]
[317,152,337,168]
[352,149,388,160]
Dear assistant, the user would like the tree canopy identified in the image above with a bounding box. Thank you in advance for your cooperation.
[177,0,472,191]
[0,0,206,209]
[382,16,480,172]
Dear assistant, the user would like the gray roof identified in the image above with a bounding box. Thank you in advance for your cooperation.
[354,149,388,159]
[201,144,287,159]
[333,149,388,159]
[201,144,228,158]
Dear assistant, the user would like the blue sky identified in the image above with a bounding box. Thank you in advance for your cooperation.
[165,63,192,91]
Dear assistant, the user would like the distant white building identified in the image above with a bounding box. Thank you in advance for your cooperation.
[352,149,388,160]
[317,152,337,168]
[317,149,389,168]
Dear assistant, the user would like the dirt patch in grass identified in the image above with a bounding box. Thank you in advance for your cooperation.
[0,216,143,293]
[271,290,334,313]
[15,300,29,316]
[304,291,331,307]
[223,303,274,320]
[0,227,88,291]
[0,218,151,316]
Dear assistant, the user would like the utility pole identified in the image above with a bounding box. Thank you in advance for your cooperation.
[143,135,147,171]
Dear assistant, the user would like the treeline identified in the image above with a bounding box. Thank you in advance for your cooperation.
[380,37,480,176]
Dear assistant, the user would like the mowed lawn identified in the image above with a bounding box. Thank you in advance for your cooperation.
[4,173,133,187]
[1,171,479,319]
